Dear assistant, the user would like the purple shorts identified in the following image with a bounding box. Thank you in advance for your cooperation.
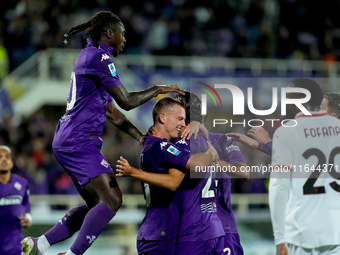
[175,237,223,255]
[218,233,244,255]
[137,239,176,255]
[53,143,113,187]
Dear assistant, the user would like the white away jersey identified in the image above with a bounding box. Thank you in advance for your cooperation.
[270,111,340,248]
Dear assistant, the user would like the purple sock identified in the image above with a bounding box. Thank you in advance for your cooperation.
[45,204,88,245]
[70,202,116,255]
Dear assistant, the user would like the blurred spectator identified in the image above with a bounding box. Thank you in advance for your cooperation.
[1,0,339,71]
[0,36,9,81]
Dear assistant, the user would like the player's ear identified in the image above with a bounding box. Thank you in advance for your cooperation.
[159,112,166,124]
[105,29,113,39]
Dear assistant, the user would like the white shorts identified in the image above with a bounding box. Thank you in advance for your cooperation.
[287,244,340,255]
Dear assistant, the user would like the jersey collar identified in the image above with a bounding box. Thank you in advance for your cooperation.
[295,110,328,119]
[87,39,114,56]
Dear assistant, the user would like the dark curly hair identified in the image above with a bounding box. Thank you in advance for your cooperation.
[174,92,203,125]
[63,11,122,47]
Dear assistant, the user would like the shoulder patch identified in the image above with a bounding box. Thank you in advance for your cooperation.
[167,145,181,156]
[108,63,117,76]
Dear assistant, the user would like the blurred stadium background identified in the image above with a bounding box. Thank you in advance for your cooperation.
[0,0,339,254]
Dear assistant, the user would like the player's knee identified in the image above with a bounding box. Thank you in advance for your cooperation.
[106,193,122,212]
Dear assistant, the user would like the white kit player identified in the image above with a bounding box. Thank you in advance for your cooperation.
[269,78,340,255]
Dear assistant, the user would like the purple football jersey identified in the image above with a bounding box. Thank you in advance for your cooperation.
[53,39,123,151]
[138,136,190,241]
[173,133,225,243]
[0,174,30,255]
[209,133,246,234]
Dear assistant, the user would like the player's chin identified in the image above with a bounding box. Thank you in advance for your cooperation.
[112,51,118,58]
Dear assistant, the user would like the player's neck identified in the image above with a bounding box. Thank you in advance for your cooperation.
[152,125,170,141]
[0,170,11,184]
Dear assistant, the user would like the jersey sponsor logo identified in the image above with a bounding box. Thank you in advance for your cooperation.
[86,235,96,244]
[14,182,22,191]
[100,159,109,168]
[108,63,117,76]
[160,142,168,150]
[167,146,181,156]
[226,144,240,153]
[200,201,217,213]
[0,195,23,206]
[176,139,188,145]
[101,54,110,61]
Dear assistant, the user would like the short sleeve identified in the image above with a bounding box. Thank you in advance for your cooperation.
[156,141,190,170]
[271,126,294,171]
[22,180,31,213]
[86,52,123,89]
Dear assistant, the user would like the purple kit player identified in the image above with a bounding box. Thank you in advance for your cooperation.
[116,97,218,254]
[209,133,248,255]
[173,132,225,255]
[0,145,32,255]
[21,11,184,255]
[172,92,247,255]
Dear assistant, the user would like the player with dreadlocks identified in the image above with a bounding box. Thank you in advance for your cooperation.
[21,11,185,255]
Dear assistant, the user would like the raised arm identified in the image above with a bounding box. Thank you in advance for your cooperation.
[226,132,259,149]
[226,132,272,155]
[116,142,218,191]
[116,156,185,191]
[180,121,209,140]
[215,161,249,180]
[186,142,218,170]
[247,127,272,145]
[106,102,143,143]
[107,85,186,111]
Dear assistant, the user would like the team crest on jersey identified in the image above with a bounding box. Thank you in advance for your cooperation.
[167,146,181,156]
[160,142,168,150]
[101,54,110,61]
[14,182,22,191]
[100,159,109,168]
[108,63,117,76]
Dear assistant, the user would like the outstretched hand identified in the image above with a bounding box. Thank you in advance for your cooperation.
[116,156,133,177]
[158,85,186,95]
[226,133,259,149]
[180,121,199,140]
[180,122,208,140]
[247,127,271,145]
[207,141,219,162]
